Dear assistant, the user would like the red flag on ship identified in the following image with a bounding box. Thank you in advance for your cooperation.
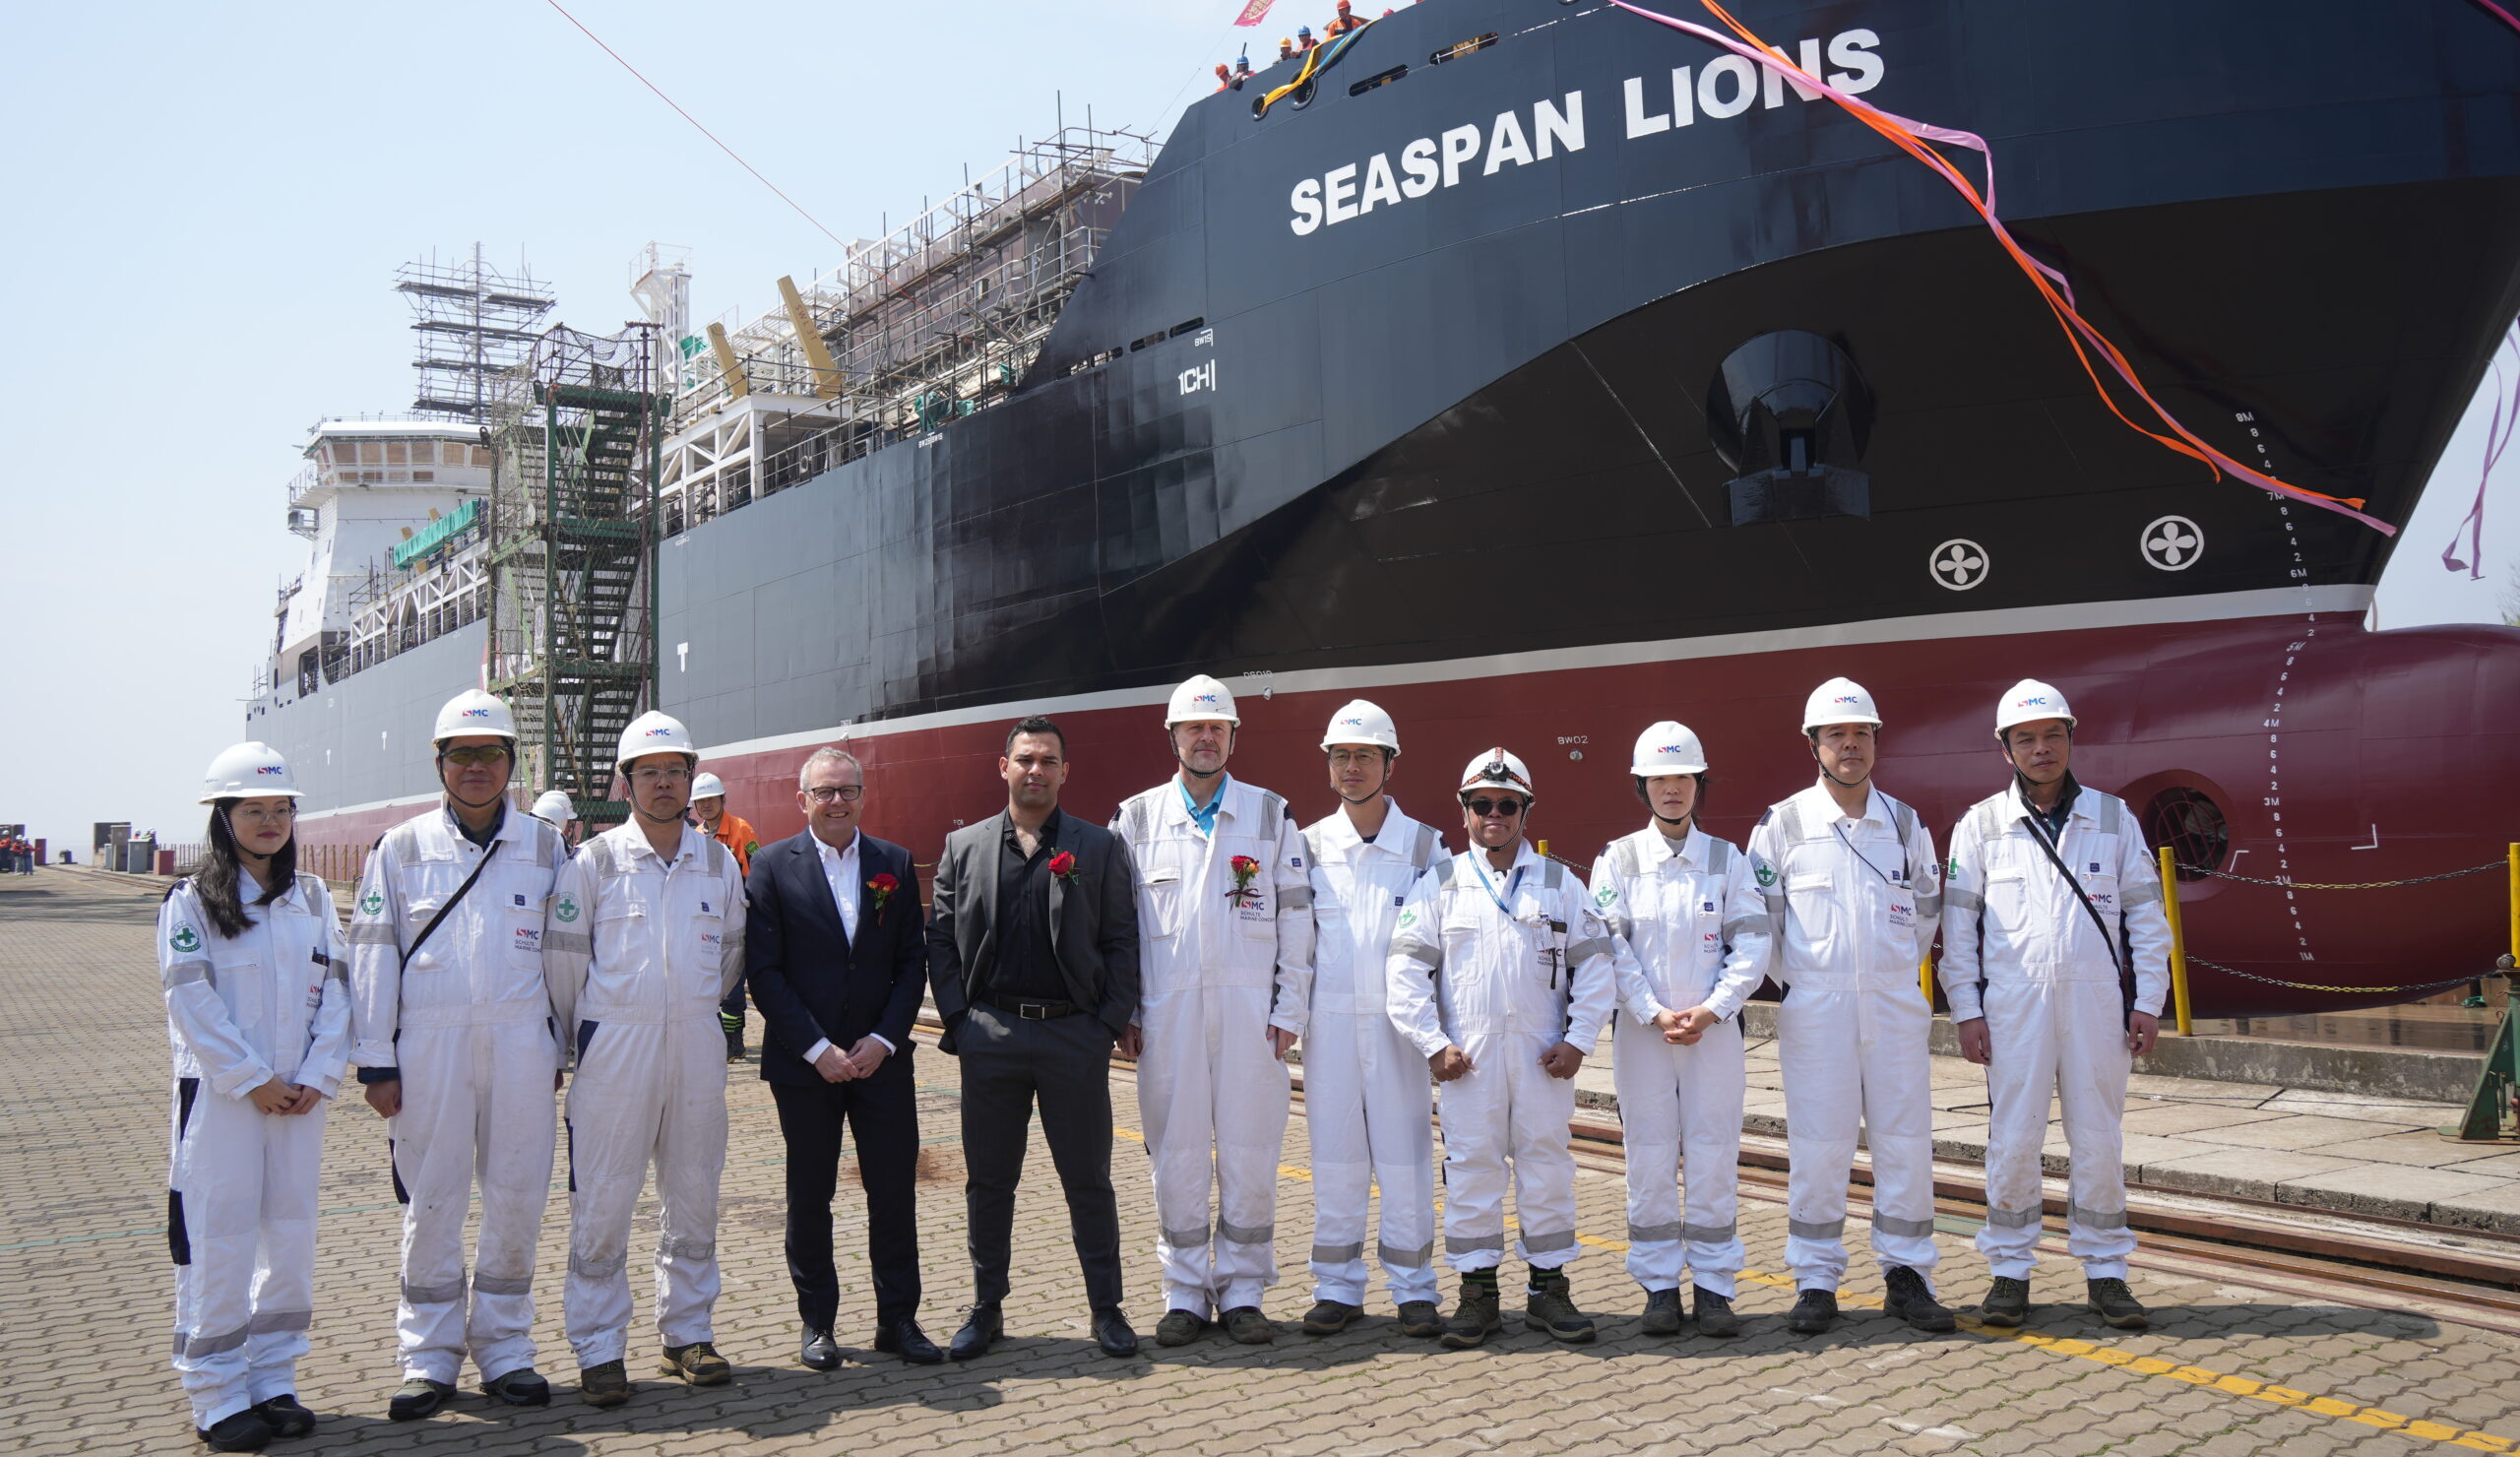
[1234,0,1276,25]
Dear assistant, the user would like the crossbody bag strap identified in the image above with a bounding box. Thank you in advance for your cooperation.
[2020,819,2135,1029]
[402,842,501,973]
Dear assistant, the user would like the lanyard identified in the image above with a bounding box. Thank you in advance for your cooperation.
[1830,820,1903,890]
[1468,854,1524,917]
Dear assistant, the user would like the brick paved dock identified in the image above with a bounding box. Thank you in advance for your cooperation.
[3,869,2516,1455]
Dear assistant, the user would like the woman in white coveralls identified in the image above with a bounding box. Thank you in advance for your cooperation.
[158,743,351,1452]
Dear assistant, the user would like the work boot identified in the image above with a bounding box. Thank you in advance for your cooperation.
[1396,1300,1444,1338]
[1301,1299,1361,1335]
[1525,1271,1596,1344]
[387,1377,453,1422]
[1787,1288,1838,1334]
[196,1411,274,1452]
[723,1018,744,1062]
[661,1341,732,1385]
[1883,1266,1957,1333]
[578,1360,630,1408]
[1440,1276,1503,1350]
[1639,1287,1684,1336]
[1154,1308,1208,1347]
[2087,1277,2150,1330]
[1979,1276,2031,1328]
[1692,1287,1741,1338]
[1221,1305,1277,1344]
[252,1395,316,1438]
[479,1367,549,1407]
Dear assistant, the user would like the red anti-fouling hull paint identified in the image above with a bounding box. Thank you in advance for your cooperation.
[302,610,2520,1017]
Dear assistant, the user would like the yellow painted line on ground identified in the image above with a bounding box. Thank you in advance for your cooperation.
[1107,1124,2516,1451]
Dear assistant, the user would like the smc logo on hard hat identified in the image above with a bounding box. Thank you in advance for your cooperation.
[255,765,285,775]
[1657,745,1687,755]
[1194,693,1220,706]
[2018,696,2048,708]
[645,727,673,736]
[461,707,492,719]
[1340,717,1365,727]
[1832,695,1861,705]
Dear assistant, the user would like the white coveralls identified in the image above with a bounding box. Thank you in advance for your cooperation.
[160,873,351,1430]
[542,823,746,1366]
[1746,783,1944,1294]
[1939,782,2171,1281]
[1111,775,1314,1316]
[1299,803,1446,1308]
[1588,825,1771,1298]
[348,806,566,1386]
[1387,844,1617,1273]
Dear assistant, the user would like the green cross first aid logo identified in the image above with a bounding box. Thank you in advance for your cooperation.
[359,889,384,915]
[555,896,580,923]
[1593,885,1616,909]
[1754,860,1777,887]
[169,925,201,954]
[1396,909,1417,929]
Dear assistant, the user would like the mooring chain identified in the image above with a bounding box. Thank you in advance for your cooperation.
[2175,860,2502,891]
[2180,954,2488,997]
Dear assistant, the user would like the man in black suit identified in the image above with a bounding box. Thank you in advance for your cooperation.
[928,716,1142,1361]
[745,746,940,1369]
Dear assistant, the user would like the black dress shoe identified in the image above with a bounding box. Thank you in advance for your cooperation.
[872,1318,944,1364]
[950,1304,1002,1362]
[799,1325,842,1371]
[1092,1305,1138,1358]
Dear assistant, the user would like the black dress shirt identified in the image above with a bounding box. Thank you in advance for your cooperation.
[988,808,1068,1000]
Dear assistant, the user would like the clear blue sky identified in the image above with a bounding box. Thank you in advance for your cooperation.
[2,0,2510,856]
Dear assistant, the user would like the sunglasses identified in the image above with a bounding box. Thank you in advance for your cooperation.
[1462,796,1526,818]
[440,745,511,767]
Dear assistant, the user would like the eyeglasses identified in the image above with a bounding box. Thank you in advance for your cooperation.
[1463,796,1526,818]
[802,784,864,803]
[440,746,512,767]
[628,766,690,786]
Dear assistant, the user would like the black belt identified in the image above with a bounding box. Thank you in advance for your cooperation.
[983,992,1081,1020]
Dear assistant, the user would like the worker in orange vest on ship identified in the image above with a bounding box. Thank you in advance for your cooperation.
[1323,0,1367,37]
[691,771,761,1062]
[1295,26,1317,53]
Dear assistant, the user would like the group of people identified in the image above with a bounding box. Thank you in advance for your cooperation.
[2,833,34,873]
[1217,0,1397,90]
[159,668,2172,1451]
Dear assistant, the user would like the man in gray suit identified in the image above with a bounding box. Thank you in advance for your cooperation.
[928,716,1143,1360]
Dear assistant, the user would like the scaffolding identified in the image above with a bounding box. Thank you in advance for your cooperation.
[485,324,666,830]
[660,122,1154,531]
[400,245,558,420]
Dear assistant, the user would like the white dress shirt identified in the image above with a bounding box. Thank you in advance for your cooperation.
[800,830,891,1065]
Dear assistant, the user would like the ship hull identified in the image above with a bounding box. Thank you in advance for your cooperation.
[260,0,2520,1012]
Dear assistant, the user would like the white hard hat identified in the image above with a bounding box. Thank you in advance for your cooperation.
[690,772,726,799]
[1459,747,1536,803]
[200,741,304,803]
[1320,698,1400,755]
[1994,678,2076,735]
[615,711,697,769]
[433,688,518,744]
[1165,673,1239,727]
[1801,676,1882,731]
[1629,721,1708,777]
[531,790,576,825]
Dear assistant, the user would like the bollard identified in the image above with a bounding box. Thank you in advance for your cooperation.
[2159,846,2193,1037]
[2508,843,2518,967]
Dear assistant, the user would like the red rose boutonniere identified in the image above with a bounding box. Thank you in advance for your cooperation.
[1227,855,1262,908]
[1048,851,1079,882]
[867,872,900,923]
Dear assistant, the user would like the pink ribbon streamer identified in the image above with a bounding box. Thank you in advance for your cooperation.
[2443,322,2520,578]
[2472,0,2520,36]
[1608,0,2397,535]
